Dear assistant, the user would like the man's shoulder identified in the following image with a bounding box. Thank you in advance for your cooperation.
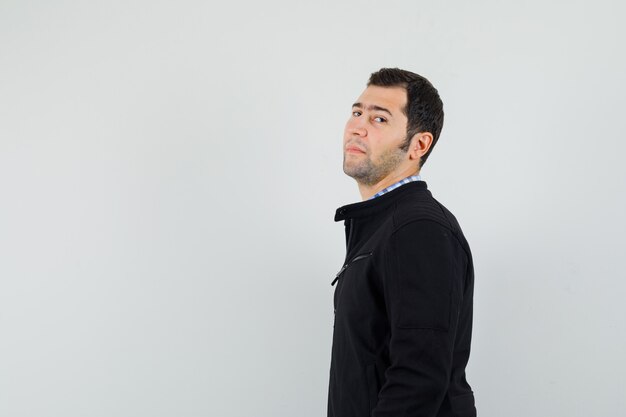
[387,190,472,260]
[391,189,463,236]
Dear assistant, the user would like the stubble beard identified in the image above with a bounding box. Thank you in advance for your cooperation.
[343,143,407,187]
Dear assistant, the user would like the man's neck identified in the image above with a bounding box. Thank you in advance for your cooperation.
[358,169,421,201]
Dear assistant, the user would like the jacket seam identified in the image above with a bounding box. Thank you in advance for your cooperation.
[391,218,469,267]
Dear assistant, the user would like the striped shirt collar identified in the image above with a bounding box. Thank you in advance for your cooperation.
[367,174,423,200]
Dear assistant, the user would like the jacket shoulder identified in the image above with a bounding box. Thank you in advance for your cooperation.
[392,190,462,233]
[391,190,473,262]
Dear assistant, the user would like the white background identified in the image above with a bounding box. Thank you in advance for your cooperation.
[1,1,625,416]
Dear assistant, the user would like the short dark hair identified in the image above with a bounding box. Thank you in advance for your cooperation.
[367,68,444,168]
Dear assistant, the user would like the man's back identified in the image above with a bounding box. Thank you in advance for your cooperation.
[328,180,476,417]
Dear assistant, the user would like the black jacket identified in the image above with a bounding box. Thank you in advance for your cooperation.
[327,181,476,417]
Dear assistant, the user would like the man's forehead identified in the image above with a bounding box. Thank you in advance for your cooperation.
[354,85,407,115]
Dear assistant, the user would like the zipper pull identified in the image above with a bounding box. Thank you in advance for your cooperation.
[331,264,348,286]
[330,251,373,286]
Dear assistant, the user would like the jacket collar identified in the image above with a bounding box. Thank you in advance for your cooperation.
[334,180,428,222]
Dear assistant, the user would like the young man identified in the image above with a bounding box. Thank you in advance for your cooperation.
[327,68,476,417]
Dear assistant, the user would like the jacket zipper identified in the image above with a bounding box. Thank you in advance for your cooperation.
[331,251,373,286]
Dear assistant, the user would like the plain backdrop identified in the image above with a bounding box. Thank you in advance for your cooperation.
[1,1,625,416]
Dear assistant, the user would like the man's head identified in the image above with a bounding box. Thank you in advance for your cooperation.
[343,68,444,187]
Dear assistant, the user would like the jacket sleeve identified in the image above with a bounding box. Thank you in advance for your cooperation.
[373,219,467,417]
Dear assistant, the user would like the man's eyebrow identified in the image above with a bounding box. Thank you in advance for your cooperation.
[352,102,393,117]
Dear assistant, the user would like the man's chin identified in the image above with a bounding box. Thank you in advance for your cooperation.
[343,169,368,183]
[343,170,359,180]
[342,165,360,178]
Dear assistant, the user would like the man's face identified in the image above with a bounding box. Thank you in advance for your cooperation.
[343,85,411,186]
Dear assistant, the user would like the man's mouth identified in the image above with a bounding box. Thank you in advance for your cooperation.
[346,147,365,154]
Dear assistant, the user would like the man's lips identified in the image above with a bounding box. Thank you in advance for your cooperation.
[346,146,366,154]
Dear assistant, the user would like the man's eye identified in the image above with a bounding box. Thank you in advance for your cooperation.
[374,117,387,123]
[352,111,361,117]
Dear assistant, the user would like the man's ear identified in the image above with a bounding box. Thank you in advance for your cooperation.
[408,132,433,162]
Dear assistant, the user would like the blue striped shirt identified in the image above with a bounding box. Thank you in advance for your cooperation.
[367,174,422,200]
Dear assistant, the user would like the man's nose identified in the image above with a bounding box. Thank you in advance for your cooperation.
[346,117,367,136]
